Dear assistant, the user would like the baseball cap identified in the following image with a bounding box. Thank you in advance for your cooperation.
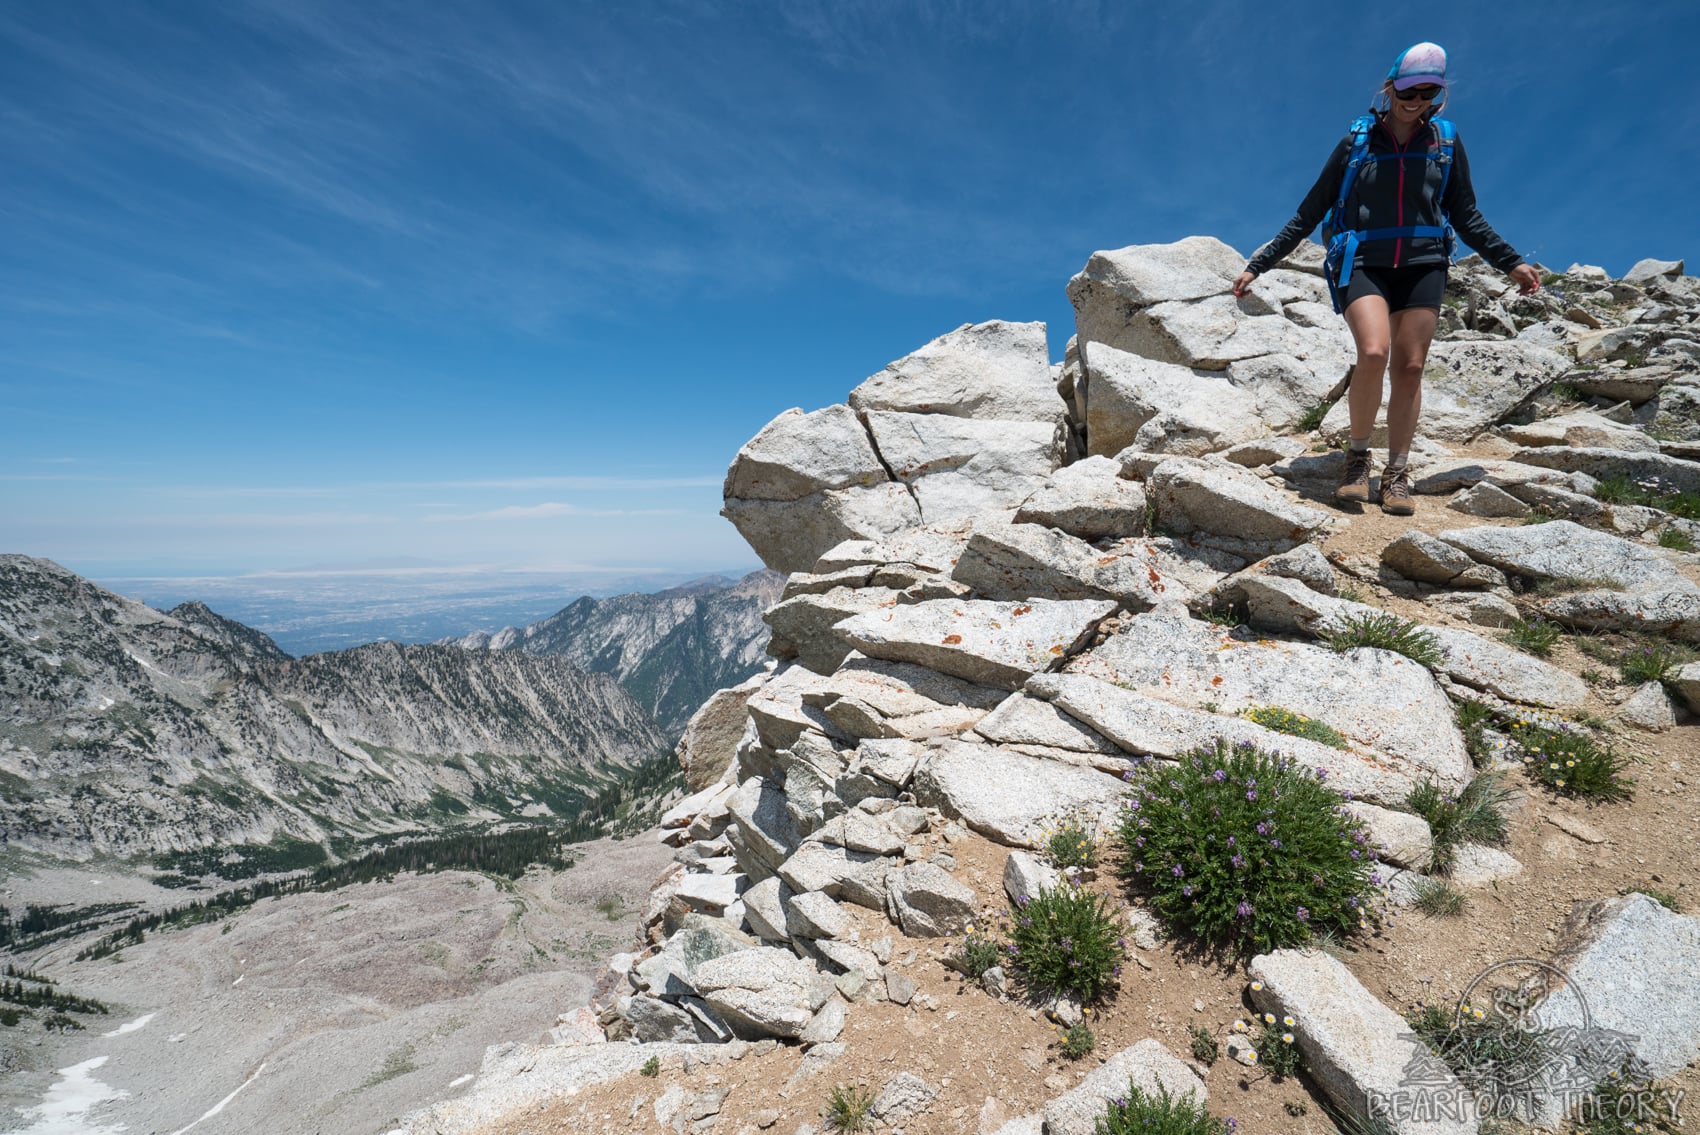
[1388,42,1448,91]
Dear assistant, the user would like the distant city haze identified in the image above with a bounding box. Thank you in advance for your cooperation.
[4,2,1695,582]
[93,563,759,656]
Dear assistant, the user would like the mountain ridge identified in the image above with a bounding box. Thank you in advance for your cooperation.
[441,568,784,736]
[0,554,673,860]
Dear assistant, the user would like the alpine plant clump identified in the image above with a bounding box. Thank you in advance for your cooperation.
[1117,741,1384,955]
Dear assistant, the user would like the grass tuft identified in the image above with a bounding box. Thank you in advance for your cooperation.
[1657,527,1696,552]
[1406,772,1512,875]
[1594,475,1700,520]
[825,1083,875,1133]
[1297,397,1338,433]
[1503,618,1562,657]
[1409,876,1468,917]
[1324,612,1446,668]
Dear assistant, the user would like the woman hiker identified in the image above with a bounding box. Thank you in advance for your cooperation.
[1230,42,1541,516]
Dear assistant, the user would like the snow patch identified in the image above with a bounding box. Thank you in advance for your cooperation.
[166,1062,265,1135]
[11,1055,129,1134]
[101,1012,156,1038]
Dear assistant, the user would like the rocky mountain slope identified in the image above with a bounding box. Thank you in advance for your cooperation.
[0,555,673,859]
[443,570,784,736]
[399,241,1700,1135]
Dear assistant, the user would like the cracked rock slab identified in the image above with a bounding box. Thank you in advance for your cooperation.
[835,597,1118,691]
[887,861,978,937]
[1147,459,1330,553]
[689,947,838,1040]
[1026,670,1426,806]
[1013,454,1149,541]
[1065,605,1470,788]
[911,739,1128,847]
[849,319,1064,425]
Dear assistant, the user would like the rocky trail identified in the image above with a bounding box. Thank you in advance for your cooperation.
[212,239,1700,1135]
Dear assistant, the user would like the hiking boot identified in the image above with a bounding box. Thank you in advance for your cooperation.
[1380,465,1416,516]
[1336,449,1374,503]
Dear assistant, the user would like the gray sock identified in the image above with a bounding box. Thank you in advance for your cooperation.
[1387,452,1409,472]
[1350,438,1371,454]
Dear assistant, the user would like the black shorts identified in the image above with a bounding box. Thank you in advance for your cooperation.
[1344,265,1448,313]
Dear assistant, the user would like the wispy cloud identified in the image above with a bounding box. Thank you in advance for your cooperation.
[426,502,684,522]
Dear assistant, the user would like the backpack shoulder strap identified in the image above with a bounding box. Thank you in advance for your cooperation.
[1333,113,1377,218]
[1431,117,1457,201]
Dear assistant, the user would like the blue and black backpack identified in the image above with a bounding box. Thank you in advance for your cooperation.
[1319,113,1458,313]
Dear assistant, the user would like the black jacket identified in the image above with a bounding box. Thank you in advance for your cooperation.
[1246,113,1524,277]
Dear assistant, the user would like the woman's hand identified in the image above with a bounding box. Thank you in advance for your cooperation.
[1509,264,1541,296]
[1231,271,1257,298]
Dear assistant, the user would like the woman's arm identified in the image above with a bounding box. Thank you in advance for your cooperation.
[1243,137,1352,278]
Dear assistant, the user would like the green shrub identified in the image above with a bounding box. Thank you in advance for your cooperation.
[1657,527,1696,552]
[1094,1083,1233,1135]
[1242,706,1348,749]
[825,1083,875,1133]
[1409,876,1467,917]
[1508,717,1633,802]
[1521,509,1556,525]
[1406,772,1512,875]
[1324,612,1446,668]
[948,928,1004,979]
[1060,1021,1097,1060]
[1118,741,1382,956]
[1619,639,1694,686]
[1005,882,1125,1003]
[639,1055,660,1077]
[1503,618,1562,657]
[1189,1023,1219,1065]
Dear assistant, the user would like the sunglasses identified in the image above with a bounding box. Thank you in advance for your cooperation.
[1394,85,1443,102]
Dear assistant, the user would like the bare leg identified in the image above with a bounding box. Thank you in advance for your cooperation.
[1386,306,1439,456]
[1343,295,1392,441]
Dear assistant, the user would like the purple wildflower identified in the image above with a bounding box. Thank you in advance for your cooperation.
[1246,789,1257,801]
[1236,901,1253,918]
[1231,854,1245,869]
[1182,884,1194,897]
[1212,769,1227,782]
[1171,864,1184,878]
[1296,906,1309,921]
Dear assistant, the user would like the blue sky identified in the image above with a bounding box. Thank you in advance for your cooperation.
[4,0,1697,585]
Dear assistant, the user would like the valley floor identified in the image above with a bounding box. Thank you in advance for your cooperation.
[1,832,676,1135]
